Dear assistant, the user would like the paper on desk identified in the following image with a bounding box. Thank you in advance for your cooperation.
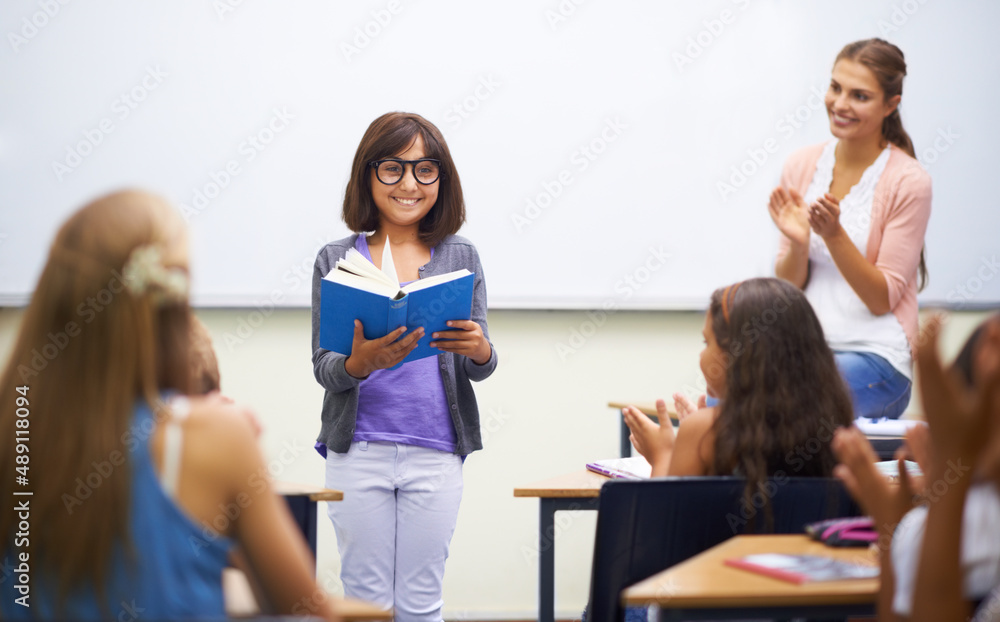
[853,417,925,437]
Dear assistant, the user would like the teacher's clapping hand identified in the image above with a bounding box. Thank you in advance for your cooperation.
[808,193,844,240]
[768,186,811,248]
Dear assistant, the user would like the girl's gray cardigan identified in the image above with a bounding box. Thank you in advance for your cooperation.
[311,234,498,455]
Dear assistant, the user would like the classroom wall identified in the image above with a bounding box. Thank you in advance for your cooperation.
[0,306,990,619]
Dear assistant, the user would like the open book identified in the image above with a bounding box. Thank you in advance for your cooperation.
[319,241,474,366]
[724,553,879,584]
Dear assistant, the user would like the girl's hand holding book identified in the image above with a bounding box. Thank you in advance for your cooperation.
[430,320,492,365]
[345,320,423,378]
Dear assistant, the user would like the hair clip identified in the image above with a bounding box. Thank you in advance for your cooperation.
[721,281,742,324]
[122,245,189,305]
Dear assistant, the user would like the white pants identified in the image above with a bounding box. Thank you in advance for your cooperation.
[324,441,463,622]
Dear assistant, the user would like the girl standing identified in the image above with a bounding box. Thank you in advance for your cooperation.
[769,38,932,419]
[311,112,497,622]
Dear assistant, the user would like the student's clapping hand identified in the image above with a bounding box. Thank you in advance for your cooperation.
[768,187,811,247]
[623,399,675,471]
[673,392,706,420]
[430,320,492,365]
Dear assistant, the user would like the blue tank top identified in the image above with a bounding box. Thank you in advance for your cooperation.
[2,397,234,619]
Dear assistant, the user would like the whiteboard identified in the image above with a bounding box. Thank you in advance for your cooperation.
[1,0,998,309]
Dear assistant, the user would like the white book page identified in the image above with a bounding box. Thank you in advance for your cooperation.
[322,268,398,298]
[402,269,472,293]
[337,248,394,283]
[382,238,399,287]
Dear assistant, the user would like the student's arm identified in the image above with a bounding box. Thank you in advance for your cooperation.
[833,428,916,622]
[908,315,997,622]
[189,403,341,621]
[665,408,715,476]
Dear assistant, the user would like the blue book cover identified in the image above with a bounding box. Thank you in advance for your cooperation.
[319,256,474,365]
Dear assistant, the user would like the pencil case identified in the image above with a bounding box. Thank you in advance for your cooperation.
[804,517,877,547]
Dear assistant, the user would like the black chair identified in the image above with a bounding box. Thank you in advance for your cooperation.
[586,476,862,622]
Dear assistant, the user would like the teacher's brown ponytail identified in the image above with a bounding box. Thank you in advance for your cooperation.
[836,38,927,290]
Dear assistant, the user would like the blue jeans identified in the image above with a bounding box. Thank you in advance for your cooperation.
[834,351,911,420]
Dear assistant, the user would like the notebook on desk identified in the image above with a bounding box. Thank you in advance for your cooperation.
[853,417,925,437]
[586,456,652,480]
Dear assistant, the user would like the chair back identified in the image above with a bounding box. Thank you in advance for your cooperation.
[586,476,861,622]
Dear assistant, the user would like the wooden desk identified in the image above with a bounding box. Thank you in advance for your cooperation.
[514,470,606,622]
[623,534,878,621]
[274,480,343,573]
[224,568,391,621]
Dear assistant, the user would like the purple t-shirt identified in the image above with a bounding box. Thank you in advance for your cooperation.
[316,236,455,456]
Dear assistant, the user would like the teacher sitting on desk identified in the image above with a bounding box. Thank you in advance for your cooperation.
[769,38,931,420]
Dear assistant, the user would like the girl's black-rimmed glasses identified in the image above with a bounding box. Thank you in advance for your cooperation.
[369,158,441,185]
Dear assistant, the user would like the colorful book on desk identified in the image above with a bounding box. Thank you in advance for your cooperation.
[319,241,474,365]
[585,456,652,480]
[724,553,878,584]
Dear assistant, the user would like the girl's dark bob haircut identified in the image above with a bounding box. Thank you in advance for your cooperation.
[343,112,465,247]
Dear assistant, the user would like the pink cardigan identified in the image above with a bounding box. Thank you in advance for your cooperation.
[776,142,932,359]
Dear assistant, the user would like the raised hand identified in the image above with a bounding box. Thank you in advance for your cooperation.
[833,426,916,530]
[430,320,492,365]
[344,320,423,378]
[769,186,811,247]
[916,314,1000,479]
